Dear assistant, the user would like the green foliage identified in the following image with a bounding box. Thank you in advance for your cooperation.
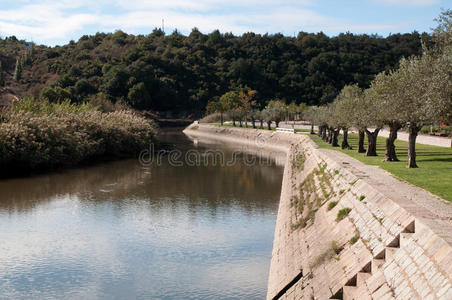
[40,86,72,103]
[0,29,425,112]
[0,98,156,170]
[350,234,360,245]
[13,56,22,81]
[128,82,152,109]
[327,201,338,211]
[0,61,5,87]
[336,208,351,221]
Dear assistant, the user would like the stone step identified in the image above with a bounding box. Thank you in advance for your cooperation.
[357,272,372,287]
[354,283,373,300]
[400,232,414,248]
[385,247,398,261]
[371,258,385,272]
[343,286,357,300]
[365,269,386,294]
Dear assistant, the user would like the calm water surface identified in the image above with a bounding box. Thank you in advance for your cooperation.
[0,129,284,299]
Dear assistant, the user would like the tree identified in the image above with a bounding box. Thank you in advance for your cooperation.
[220,91,240,126]
[13,57,22,81]
[238,86,257,128]
[303,106,319,134]
[394,52,450,168]
[334,85,361,149]
[262,107,274,130]
[0,61,5,87]
[367,71,403,161]
[267,100,286,127]
[40,86,72,102]
[325,102,340,147]
[128,82,152,109]
[360,87,385,156]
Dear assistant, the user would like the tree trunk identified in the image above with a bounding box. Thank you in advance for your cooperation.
[267,121,272,130]
[332,129,340,147]
[260,120,263,129]
[407,124,421,168]
[341,128,351,149]
[328,128,334,144]
[239,120,242,127]
[232,119,236,127]
[220,113,223,126]
[275,121,280,128]
[310,123,315,134]
[365,128,380,156]
[384,124,401,162]
[252,119,256,129]
[358,130,365,153]
[321,126,327,141]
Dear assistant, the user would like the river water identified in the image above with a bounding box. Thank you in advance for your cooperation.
[0,129,284,299]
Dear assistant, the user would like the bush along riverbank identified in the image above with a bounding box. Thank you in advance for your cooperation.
[0,98,157,175]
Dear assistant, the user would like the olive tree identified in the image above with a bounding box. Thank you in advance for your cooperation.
[219,91,240,126]
[334,84,361,149]
[267,100,286,128]
[359,88,385,156]
[303,106,319,134]
[367,71,404,161]
[396,52,451,168]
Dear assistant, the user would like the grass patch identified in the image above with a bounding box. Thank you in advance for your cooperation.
[209,122,276,130]
[310,133,452,202]
[336,208,351,221]
[359,195,366,201]
[327,201,338,211]
[294,152,305,170]
[350,234,360,245]
[295,128,311,133]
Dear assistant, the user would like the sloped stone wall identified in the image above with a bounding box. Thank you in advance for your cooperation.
[184,124,452,300]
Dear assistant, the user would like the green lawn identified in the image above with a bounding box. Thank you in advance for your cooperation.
[207,123,311,132]
[309,133,452,202]
[208,122,276,130]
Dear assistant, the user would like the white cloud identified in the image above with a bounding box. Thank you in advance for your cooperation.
[0,0,426,45]
[375,0,439,7]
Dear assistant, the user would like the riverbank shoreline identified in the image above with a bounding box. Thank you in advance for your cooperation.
[183,123,452,300]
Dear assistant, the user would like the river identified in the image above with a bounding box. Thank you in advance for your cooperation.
[0,128,284,299]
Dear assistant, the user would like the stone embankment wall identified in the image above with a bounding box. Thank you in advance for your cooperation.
[184,124,452,300]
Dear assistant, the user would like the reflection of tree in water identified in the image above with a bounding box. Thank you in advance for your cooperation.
[0,132,284,217]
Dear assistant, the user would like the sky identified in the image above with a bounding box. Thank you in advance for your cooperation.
[0,0,449,46]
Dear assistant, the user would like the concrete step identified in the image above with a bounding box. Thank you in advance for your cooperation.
[357,272,372,287]
[400,232,414,248]
[354,283,373,300]
[343,286,357,300]
[385,247,398,261]
[371,258,385,272]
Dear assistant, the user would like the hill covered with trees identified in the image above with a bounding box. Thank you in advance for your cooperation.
[0,29,429,115]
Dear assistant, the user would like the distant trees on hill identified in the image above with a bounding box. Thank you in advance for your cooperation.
[0,27,427,114]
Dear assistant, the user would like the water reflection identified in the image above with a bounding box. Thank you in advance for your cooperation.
[0,129,284,299]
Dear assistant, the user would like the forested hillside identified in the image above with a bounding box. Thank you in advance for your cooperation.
[0,29,429,115]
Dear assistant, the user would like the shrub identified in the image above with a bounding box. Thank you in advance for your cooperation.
[336,208,351,221]
[327,201,338,211]
[0,99,157,171]
[199,112,229,123]
[350,234,360,245]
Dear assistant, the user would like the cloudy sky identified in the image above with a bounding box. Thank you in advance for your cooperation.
[0,0,448,46]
